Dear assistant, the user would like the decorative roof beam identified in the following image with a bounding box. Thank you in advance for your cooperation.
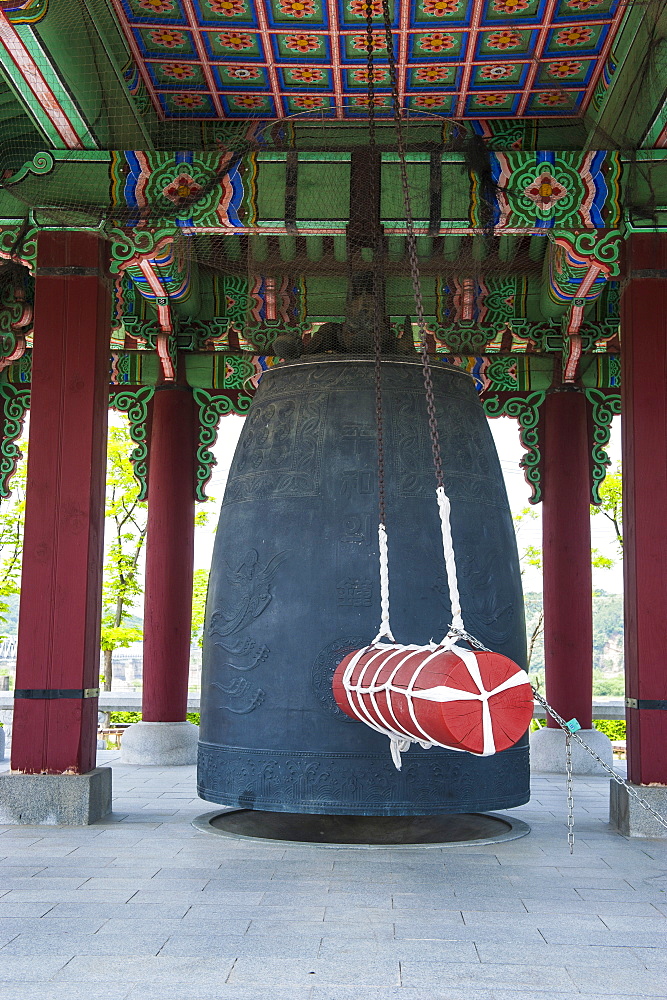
[0,5,97,148]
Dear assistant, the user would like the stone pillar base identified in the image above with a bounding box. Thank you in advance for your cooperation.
[0,768,112,825]
[120,721,199,765]
[610,781,667,838]
[530,726,613,775]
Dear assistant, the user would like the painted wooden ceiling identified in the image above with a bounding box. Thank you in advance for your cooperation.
[111,0,625,121]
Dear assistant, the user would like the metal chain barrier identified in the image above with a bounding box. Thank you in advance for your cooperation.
[565,733,575,853]
[532,687,667,847]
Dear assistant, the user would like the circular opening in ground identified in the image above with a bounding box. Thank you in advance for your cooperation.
[193,810,530,847]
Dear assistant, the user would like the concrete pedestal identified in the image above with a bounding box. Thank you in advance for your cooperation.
[120,721,199,765]
[610,781,667,838]
[530,726,613,775]
[0,768,111,825]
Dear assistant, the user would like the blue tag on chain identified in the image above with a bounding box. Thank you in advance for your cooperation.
[565,719,581,733]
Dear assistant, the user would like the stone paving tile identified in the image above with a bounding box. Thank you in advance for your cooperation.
[599,914,667,933]
[399,961,576,991]
[390,892,458,908]
[0,890,138,904]
[1,932,170,956]
[0,856,118,867]
[0,956,74,981]
[0,867,47,879]
[52,955,234,983]
[0,986,136,1000]
[631,946,667,967]
[0,917,108,935]
[43,901,192,920]
[318,939,480,962]
[159,933,322,958]
[540,927,667,948]
[0,876,90,890]
[0,902,55,917]
[125,889,265,906]
[449,897,532,913]
[309,991,617,1000]
[567,967,667,996]
[89,876,211,892]
[475,942,646,968]
[575,887,665,903]
[124,987,313,1000]
[0,930,18,950]
[227,956,402,986]
[521,898,665,916]
[151,867,232,880]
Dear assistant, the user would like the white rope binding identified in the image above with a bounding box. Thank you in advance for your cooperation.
[340,640,531,769]
[368,425,515,766]
[435,485,464,634]
[373,522,395,643]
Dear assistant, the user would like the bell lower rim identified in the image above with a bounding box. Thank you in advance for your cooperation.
[192,808,532,847]
[196,740,530,816]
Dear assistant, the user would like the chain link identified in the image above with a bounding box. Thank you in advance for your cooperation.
[447,627,490,652]
[379,0,444,490]
[532,688,667,841]
[565,733,575,854]
[364,1,387,527]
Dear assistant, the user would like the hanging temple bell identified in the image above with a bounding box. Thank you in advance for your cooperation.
[198,343,531,816]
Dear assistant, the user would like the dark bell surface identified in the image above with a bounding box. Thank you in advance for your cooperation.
[199,357,529,815]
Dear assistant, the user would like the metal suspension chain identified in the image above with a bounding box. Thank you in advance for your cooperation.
[377,0,480,647]
[379,0,443,491]
[366,1,392,642]
[365,0,385,529]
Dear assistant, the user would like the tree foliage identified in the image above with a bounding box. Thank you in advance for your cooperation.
[591,462,622,553]
[191,568,209,647]
[101,422,148,691]
[0,447,26,637]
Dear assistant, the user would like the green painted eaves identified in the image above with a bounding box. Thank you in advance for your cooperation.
[587,1,667,149]
[31,0,159,150]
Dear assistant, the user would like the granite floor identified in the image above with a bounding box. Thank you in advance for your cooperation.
[0,750,666,1000]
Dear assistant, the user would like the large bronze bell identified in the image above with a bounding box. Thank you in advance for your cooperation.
[198,356,529,815]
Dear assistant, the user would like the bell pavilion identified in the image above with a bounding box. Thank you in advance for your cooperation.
[0,0,666,837]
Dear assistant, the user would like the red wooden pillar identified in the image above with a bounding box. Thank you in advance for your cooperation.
[141,384,196,722]
[11,233,110,775]
[541,389,594,730]
[621,233,667,785]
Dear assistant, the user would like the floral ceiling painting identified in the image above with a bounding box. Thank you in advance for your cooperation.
[111,0,626,120]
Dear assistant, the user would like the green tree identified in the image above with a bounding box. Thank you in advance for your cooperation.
[513,505,614,673]
[513,508,544,668]
[191,568,209,647]
[591,462,622,553]
[0,447,27,638]
[101,423,147,692]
